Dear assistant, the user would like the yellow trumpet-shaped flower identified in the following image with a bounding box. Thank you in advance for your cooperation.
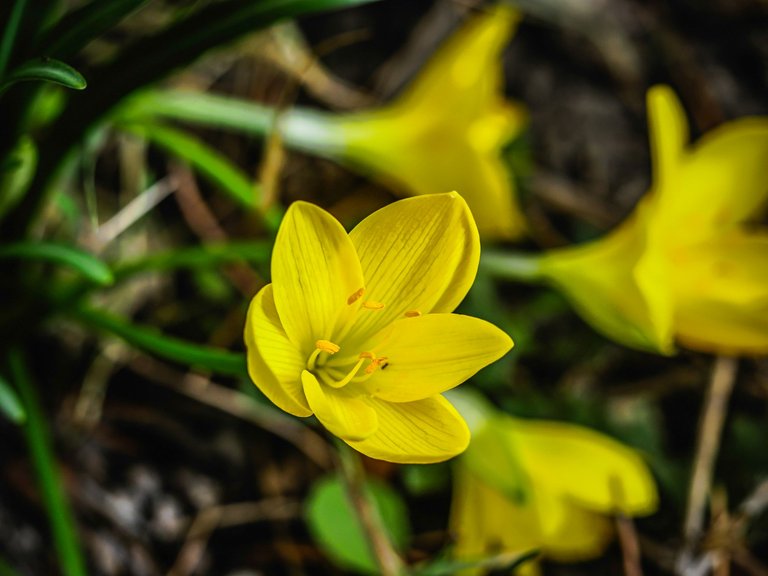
[243,193,513,463]
[449,393,658,574]
[281,6,527,239]
[538,85,768,354]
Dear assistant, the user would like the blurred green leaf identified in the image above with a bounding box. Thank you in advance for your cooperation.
[413,549,539,576]
[401,463,449,496]
[122,122,259,209]
[0,0,28,79]
[0,241,113,285]
[0,374,26,424]
[0,135,37,221]
[113,240,272,280]
[38,0,150,58]
[0,58,86,94]
[74,305,247,376]
[120,90,276,135]
[305,474,410,575]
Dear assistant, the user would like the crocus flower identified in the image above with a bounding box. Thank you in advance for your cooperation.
[280,6,527,239]
[448,393,658,574]
[536,85,768,354]
[243,193,512,463]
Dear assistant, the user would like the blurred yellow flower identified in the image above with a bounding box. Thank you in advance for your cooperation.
[281,6,527,239]
[449,394,657,574]
[243,193,513,463]
[539,85,768,354]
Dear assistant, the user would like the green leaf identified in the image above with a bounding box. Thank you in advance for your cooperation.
[305,475,410,575]
[0,374,26,424]
[122,121,260,209]
[0,241,113,285]
[38,0,150,58]
[119,90,277,136]
[113,240,272,280]
[0,0,28,79]
[412,550,539,576]
[0,57,86,94]
[0,135,37,221]
[73,305,247,376]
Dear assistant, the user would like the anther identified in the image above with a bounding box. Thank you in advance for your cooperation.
[315,340,340,354]
[359,351,376,360]
[365,356,389,375]
[347,287,365,305]
[362,300,385,310]
[404,310,421,317]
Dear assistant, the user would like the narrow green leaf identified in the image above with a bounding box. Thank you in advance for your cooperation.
[113,240,273,280]
[0,135,37,221]
[38,0,150,58]
[0,0,28,78]
[119,90,277,136]
[0,57,86,94]
[305,474,410,575]
[0,241,113,285]
[122,121,259,208]
[73,305,247,376]
[0,374,26,424]
[8,349,88,576]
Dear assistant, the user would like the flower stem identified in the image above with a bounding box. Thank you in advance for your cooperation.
[334,440,406,576]
[8,348,87,576]
[479,250,545,283]
[680,355,738,566]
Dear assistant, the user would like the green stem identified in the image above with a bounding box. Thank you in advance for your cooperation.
[335,441,407,576]
[8,348,87,576]
[479,250,545,283]
[0,0,28,79]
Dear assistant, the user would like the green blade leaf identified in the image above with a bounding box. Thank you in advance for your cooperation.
[0,374,26,424]
[0,57,86,94]
[305,474,410,575]
[37,0,150,58]
[113,240,272,280]
[121,121,260,209]
[119,89,277,136]
[0,241,113,285]
[73,305,247,376]
[0,135,37,221]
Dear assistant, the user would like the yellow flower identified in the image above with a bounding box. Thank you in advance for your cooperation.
[281,6,527,240]
[538,85,768,354]
[449,393,658,574]
[243,193,513,463]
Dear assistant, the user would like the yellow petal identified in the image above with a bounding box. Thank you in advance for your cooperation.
[271,201,364,354]
[345,193,480,344]
[346,395,470,463]
[539,211,675,354]
[333,6,528,239]
[647,84,688,186]
[507,419,658,516]
[358,313,512,402]
[534,488,614,561]
[646,86,768,238]
[449,464,543,576]
[673,232,768,354]
[301,370,378,442]
[244,285,311,417]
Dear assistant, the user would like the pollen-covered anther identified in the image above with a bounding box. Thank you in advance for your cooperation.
[365,356,389,375]
[358,351,376,360]
[362,300,385,310]
[347,287,365,305]
[404,310,421,317]
[315,339,340,354]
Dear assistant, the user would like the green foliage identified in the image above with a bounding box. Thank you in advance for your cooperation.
[305,475,411,575]
[0,241,113,285]
[0,57,86,95]
[0,374,25,424]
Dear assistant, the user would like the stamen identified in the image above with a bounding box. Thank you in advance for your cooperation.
[362,300,385,310]
[316,340,340,354]
[404,310,421,317]
[365,356,389,375]
[347,287,365,305]
[326,356,367,389]
[307,340,340,370]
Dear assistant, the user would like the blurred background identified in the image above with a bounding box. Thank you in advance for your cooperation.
[1,0,768,574]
